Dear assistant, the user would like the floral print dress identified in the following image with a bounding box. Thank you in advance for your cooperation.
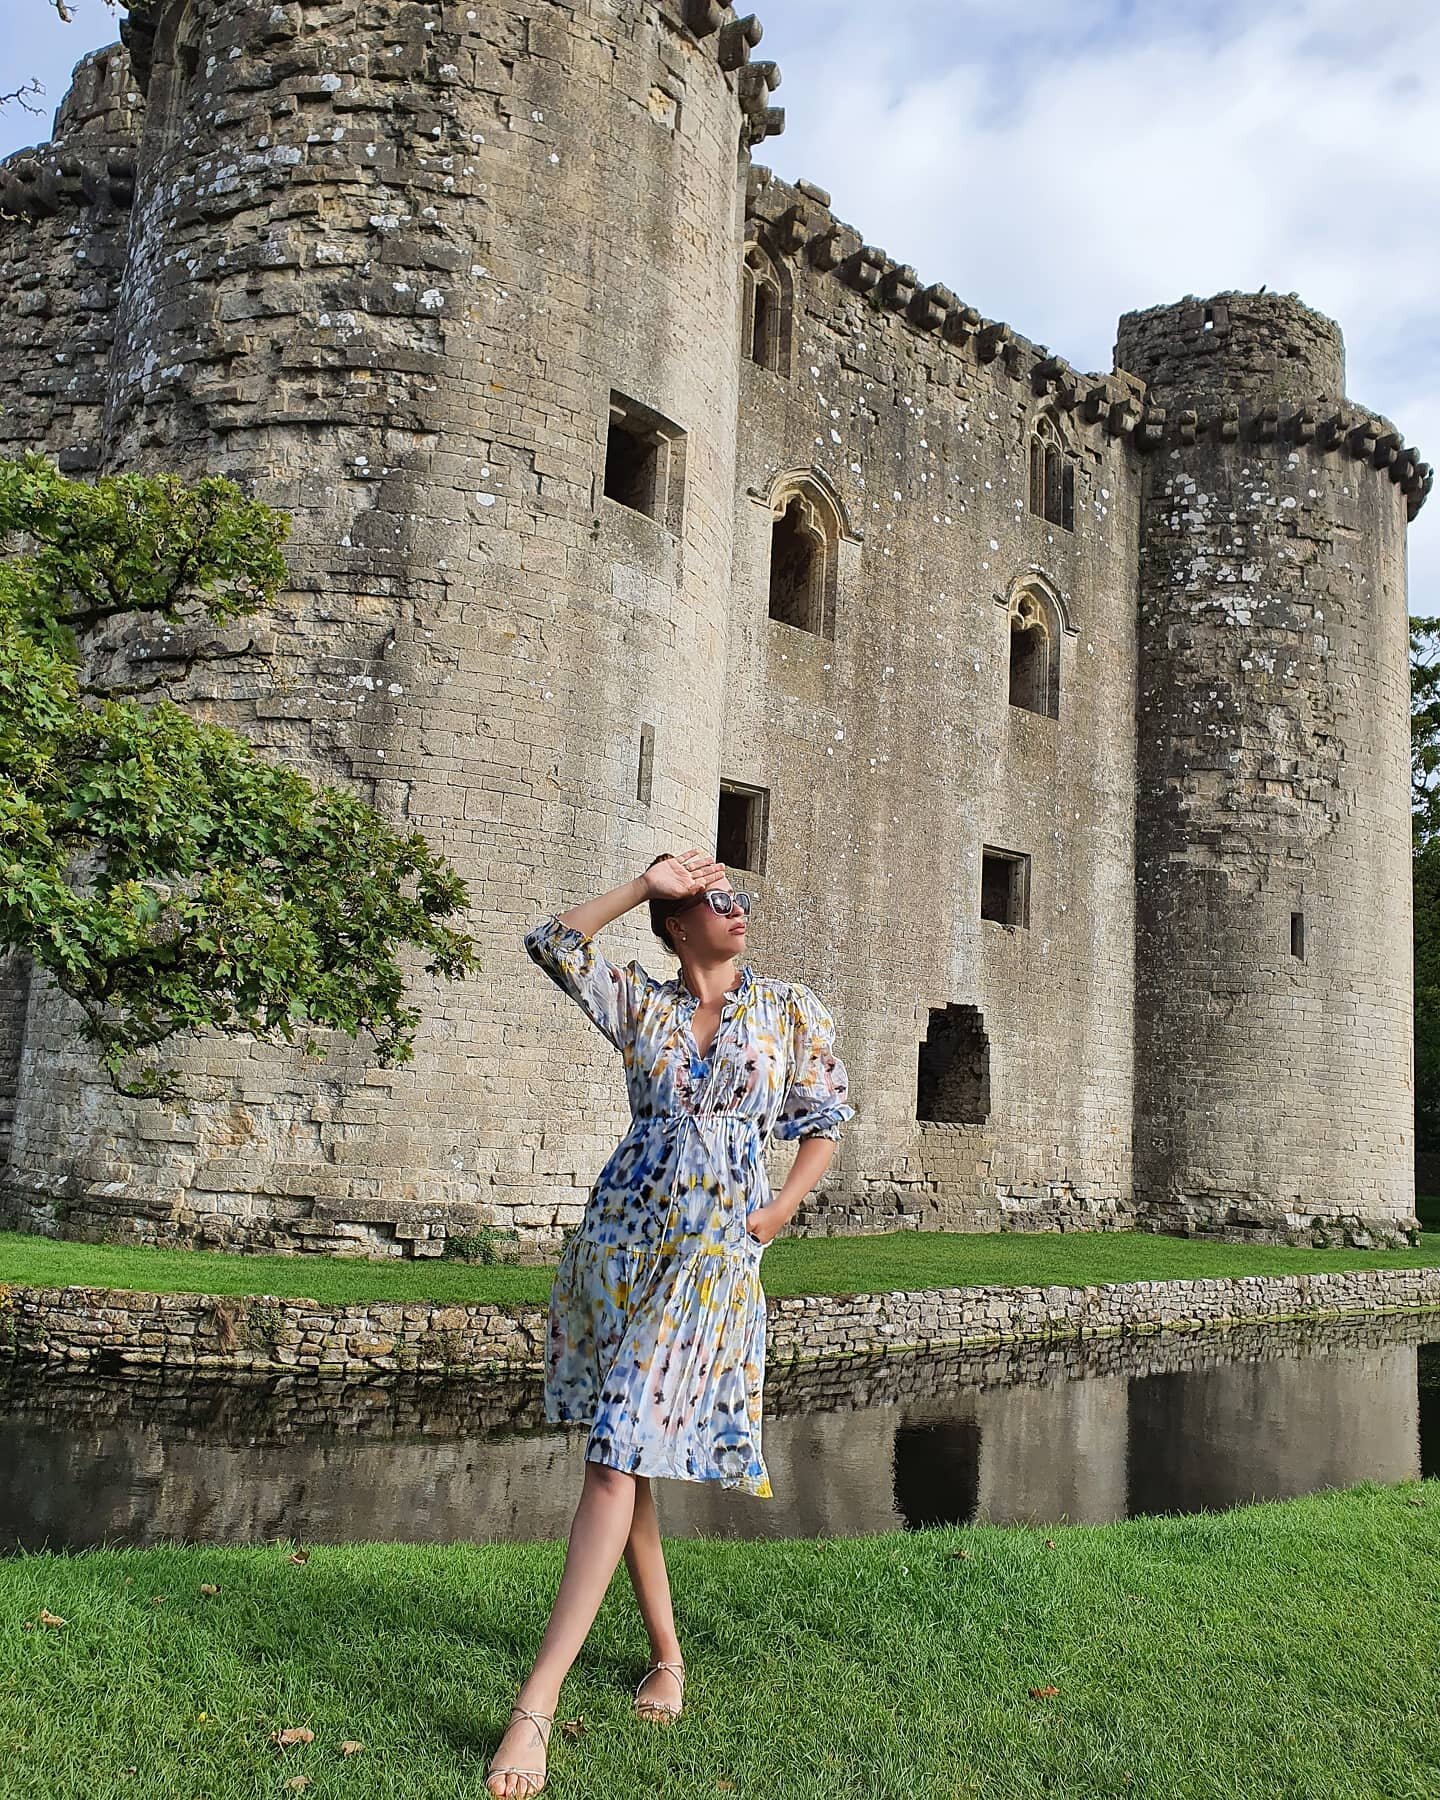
[522,912,856,1498]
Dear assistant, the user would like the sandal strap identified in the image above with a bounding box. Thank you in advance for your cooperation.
[508,1704,554,1736]
[639,1658,685,1682]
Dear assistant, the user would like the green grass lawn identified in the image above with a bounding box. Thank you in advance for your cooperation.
[1,1223,1438,1309]
[2,1481,1435,1799]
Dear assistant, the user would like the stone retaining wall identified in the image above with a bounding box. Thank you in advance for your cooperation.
[3,1264,1438,1376]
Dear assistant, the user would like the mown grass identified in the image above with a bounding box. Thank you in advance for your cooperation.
[2,1481,1436,1799]
[2,1224,1438,1309]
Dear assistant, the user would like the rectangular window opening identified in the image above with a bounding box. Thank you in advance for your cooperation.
[603,391,686,532]
[637,723,655,805]
[980,847,1030,928]
[717,781,767,875]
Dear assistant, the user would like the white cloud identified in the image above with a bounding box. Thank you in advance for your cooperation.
[756,0,1440,608]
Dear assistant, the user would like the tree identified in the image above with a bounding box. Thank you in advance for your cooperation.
[0,452,481,1102]
[2,2,118,116]
[1411,619,1440,1155]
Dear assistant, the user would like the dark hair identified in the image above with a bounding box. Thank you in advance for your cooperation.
[645,852,684,955]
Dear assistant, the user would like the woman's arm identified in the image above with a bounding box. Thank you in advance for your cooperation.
[756,1138,836,1240]
[556,875,652,940]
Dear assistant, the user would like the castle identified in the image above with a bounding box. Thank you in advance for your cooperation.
[0,1,1428,1260]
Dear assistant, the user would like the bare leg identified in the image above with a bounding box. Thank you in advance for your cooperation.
[623,1475,685,1714]
[485,1459,639,1799]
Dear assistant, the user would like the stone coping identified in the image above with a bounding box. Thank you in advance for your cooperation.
[2,1263,1438,1377]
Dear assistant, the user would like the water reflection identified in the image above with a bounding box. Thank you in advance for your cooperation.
[1,1314,1435,1552]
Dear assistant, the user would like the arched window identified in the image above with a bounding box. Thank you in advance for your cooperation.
[768,491,826,631]
[1028,414,1075,531]
[1006,581,1061,718]
[741,241,791,376]
[760,471,853,639]
[148,2,205,159]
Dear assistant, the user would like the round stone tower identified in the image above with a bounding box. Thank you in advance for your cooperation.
[1116,291,1427,1247]
[3,0,782,1255]
[0,46,142,1175]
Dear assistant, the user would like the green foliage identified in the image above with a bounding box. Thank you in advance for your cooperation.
[441,1225,520,1265]
[0,453,480,1101]
[1415,620,1440,1151]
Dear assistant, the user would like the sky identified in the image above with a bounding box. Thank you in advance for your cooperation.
[4,0,1438,613]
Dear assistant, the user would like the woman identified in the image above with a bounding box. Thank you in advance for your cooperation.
[483,847,855,1798]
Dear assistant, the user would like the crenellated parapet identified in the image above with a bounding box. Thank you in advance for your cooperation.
[1117,290,1429,519]
[0,41,140,219]
[745,164,1145,448]
[745,168,1432,519]
[673,3,784,143]
[1129,397,1431,518]
[0,44,143,464]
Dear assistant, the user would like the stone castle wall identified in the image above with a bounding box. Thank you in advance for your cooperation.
[0,1,1430,1258]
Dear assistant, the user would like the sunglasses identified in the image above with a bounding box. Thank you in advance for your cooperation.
[670,889,753,920]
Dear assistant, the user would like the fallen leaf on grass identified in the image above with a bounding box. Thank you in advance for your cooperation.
[199,1584,220,1596]
[1044,1539,1056,1548]
[1028,1685,1060,1700]
[338,1741,364,1756]
[285,1779,310,1791]
[288,1548,311,1565]
[559,1716,585,1739]
[272,1727,316,1748]
[149,1595,167,1606]
[38,1609,66,1628]
[948,1549,971,1560]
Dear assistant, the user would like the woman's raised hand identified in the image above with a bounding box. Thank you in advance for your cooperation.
[642,849,726,901]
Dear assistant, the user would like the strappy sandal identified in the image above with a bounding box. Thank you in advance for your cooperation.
[484,1700,553,1798]
[632,1656,686,1723]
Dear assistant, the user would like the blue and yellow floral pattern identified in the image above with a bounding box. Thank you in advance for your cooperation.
[522,912,856,1498]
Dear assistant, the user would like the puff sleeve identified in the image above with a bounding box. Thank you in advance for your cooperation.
[522,912,654,1054]
[772,980,857,1142]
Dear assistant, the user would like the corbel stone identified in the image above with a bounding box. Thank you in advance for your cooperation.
[1176,408,1198,446]
[772,202,810,256]
[839,245,888,294]
[1317,413,1348,451]
[743,107,784,144]
[941,303,982,349]
[1291,405,1316,445]
[908,282,954,332]
[682,0,726,36]
[877,263,917,310]
[975,321,1011,363]
[1252,407,1279,444]
[1217,404,1240,442]
[1031,353,1072,398]
[736,61,781,111]
[1000,340,1027,379]
[1370,430,1400,470]
[807,223,859,272]
[1137,406,1167,449]
[718,14,764,71]
[1107,396,1142,438]
[1346,420,1378,460]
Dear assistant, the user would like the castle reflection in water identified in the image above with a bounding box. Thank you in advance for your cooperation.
[3,1315,1436,1552]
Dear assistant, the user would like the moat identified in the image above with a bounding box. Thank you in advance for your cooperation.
[3,1314,1436,1552]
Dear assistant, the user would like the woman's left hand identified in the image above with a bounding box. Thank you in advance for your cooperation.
[743,1205,776,1246]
